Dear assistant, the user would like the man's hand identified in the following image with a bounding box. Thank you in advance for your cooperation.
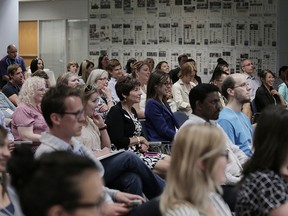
[100,202,130,216]
[114,191,145,204]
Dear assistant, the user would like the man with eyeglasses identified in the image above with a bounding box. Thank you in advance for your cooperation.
[240,59,260,101]
[0,44,27,89]
[217,74,253,157]
[35,86,165,215]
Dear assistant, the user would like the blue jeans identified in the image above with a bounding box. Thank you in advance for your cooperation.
[101,151,165,199]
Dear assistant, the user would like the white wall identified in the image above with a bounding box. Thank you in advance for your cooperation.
[19,0,88,21]
[0,0,18,57]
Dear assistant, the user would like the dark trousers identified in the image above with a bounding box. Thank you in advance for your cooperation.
[101,151,165,199]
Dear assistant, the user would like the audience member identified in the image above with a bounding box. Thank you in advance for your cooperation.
[56,72,80,88]
[172,62,197,116]
[36,86,145,215]
[187,58,202,84]
[8,146,104,216]
[236,105,288,216]
[125,58,137,74]
[66,61,79,74]
[0,126,23,216]
[144,57,155,72]
[97,53,109,70]
[255,69,286,112]
[277,66,288,103]
[240,58,260,101]
[169,54,188,83]
[131,61,151,118]
[155,61,170,73]
[145,70,179,142]
[0,92,16,119]
[2,64,24,106]
[107,59,123,102]
[0,108,14,145]
[215,58,230,75]
[78,85,165,199]
[105,76,170,178]
[210,67,228,107]
[86,69,114,119]
[217,74,253,157]
[0,44,27,88]
[78,59,94,83]
[274,65,288,90]
[11,77,48,142]
[160,124,232,216]
[182,83,248,210]
[32,70,50,88]
[29,57,44,74]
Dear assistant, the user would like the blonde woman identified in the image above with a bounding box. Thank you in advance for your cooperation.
[11,77,48,142]
[131,61,151,118]
[160,124,232,216]
[86,69,114,119]
[172,62,197,116]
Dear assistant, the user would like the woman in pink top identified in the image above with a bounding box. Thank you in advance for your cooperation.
[11,76,48,141]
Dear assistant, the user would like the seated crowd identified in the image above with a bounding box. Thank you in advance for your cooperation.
[1,46,288,216]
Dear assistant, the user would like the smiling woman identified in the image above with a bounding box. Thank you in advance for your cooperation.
[11,76,48,142]
[105,76,171,178]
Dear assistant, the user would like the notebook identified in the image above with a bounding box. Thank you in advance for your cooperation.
[97,149,125,160]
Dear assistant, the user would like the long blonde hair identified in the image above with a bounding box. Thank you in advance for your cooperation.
[160,124,226,214]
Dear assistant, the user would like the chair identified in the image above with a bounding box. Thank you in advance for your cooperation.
[173,111,188,126]
[128,197,161,216]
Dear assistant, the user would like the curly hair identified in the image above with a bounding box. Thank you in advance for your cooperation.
[19,77,46,105]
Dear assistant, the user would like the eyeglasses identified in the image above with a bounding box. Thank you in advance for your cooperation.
[63,193,105,210]
[233,82,249,89]
[85,85,94,92]
[58,109,85,120]
[219,150,229,160]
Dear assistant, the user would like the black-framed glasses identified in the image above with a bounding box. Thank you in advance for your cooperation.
[85,85,94,92]
[58,109,85,120]
[233,82,249,89]
[63,193,105,211]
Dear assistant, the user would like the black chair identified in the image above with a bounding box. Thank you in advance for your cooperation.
[173,111,188,127]
[128,197,161,216]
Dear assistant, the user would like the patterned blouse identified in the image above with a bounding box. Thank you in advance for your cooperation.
[236,170,288,216]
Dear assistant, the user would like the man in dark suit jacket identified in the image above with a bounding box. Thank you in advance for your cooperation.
[169,54,188,83]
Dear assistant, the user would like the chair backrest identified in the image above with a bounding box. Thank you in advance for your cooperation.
[173,111,188,126]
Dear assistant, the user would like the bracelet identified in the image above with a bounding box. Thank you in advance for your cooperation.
[135,136,140,145]
[99,124,107,131]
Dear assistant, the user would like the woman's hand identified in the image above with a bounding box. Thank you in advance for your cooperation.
[92,112,105,127]
[101,86,112,99]
[139,136,149,153]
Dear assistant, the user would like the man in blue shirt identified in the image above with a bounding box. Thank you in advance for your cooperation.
[0,44,27,88]
[217,73,254,157]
